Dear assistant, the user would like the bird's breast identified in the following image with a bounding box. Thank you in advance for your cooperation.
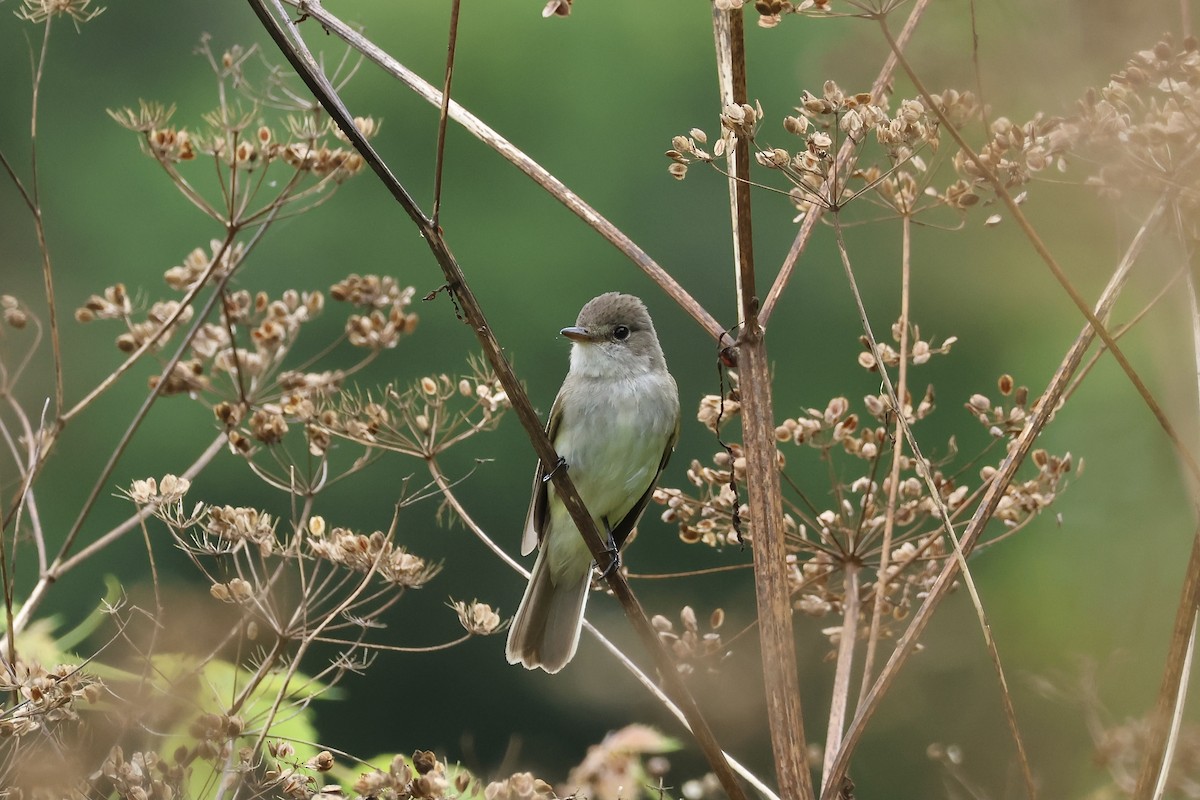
[551,375,673,521]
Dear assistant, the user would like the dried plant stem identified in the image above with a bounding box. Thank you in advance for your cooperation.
[824,183,1166,800]
[1134,528,1200,800]
[880,18,1200,490]
[276,0,727,346]
[249,5,747,796]
[427,458,781,800]
[714,7,814,800]
[821,563,860,792]
[27,19,65,417]
[857,213,912,702]
[1132,247,1200,800]
[759,0,930,327]
[431,0,461,226]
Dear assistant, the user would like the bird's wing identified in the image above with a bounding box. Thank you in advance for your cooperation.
[520,391,564,556]
[608,413,679,552]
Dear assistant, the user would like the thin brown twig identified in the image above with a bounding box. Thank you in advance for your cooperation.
[712,7,814,799]
[29,19,65,416]
[431,0,461,226]
[857,212,911,703]
[821,562,860,792]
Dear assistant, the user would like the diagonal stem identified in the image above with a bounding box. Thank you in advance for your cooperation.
[249,4,749,796]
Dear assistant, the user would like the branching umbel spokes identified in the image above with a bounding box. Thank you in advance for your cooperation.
[657,325,1077,655]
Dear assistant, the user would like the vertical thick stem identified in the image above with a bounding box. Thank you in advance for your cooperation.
[713,6,813,798]
[740,333,815,800]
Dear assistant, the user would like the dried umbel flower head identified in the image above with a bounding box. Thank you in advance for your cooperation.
[484,772,558,800]
[451,599,503,635]
[352,752,452,800]
[204,505,278,555]
[131,474,192,510]
[89,746,185,800]
[652,606,729,675]
[16,0,104,25]
[164,239,245,291]
[321,361,510,458]
[670,83,1000,225]
[0,661,102,737]
[307,526,441,588]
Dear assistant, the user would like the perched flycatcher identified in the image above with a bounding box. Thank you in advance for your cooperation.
[506,292,680,673]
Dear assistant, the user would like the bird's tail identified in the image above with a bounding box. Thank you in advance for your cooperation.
[505,548,590,673]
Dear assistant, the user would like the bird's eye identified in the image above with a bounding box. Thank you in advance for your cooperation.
[613,325,631,341]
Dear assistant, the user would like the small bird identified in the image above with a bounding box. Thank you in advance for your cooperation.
[506,293,680,673]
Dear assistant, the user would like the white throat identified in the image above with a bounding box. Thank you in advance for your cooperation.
[569,342,650,381]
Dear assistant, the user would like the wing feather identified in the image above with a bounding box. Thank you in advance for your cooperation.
[521,393,564,556]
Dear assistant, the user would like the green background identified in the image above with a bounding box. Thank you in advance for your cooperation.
[1,0,1197,797]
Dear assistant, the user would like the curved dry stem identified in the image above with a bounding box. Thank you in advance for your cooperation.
[275,0,726,346]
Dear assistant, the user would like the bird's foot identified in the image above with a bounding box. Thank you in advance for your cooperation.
[541,456,568,483]
[594,525,621,580]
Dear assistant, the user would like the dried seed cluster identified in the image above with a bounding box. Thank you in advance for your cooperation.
[668,82,980,224]
[307,526,441,588]
[0,661,101,738]
[484,772,558,800]
[319,360,509,459]
[1075,35,1200,233]
[450,599,503,636]
[563,724,677,800]
[90,747,185,800]
[109,102,372,183]
[349,751,453,800]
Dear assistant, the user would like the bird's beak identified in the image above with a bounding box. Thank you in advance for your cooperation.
[560,326,598,343]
